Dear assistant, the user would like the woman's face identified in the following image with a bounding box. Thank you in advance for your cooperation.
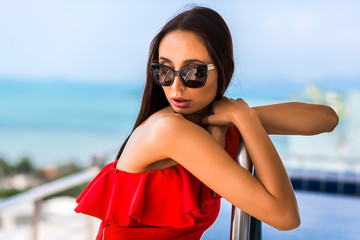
[158,30,218,116]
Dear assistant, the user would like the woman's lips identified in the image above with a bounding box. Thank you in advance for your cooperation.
[171,97,191,108]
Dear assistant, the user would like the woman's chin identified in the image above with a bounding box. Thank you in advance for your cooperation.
[171,107,193,115]
[169,104,196,115]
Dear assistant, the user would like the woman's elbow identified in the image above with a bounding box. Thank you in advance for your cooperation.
[309,105,339,134]
[275,210,301,231]
[270,204,301,231]
[325,106,339,132]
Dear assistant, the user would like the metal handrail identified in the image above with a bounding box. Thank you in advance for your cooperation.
[0,167,100,240]
[230,140,261,240]
[0,167,99,210]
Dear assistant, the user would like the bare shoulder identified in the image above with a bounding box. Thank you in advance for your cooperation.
[117,107,202,172]
[144,108,196,138]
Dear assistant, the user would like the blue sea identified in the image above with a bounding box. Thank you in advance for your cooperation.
[0,78,346,167]
[0,80,144,166]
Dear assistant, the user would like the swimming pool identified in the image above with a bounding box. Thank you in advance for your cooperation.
[202,191,360,239]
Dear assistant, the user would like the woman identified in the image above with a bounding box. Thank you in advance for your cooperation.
[75,6,338,240]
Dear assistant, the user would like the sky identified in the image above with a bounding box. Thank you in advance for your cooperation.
[0,0,359,85]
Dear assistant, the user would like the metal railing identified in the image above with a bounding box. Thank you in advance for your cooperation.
[230,140,261,240]
[0,167,100,240]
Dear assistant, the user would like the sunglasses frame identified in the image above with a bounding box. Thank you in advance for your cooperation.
[150,62,215,88]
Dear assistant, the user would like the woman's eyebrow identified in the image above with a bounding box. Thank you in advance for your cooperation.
[183,59,206,64]
[158,57,172,63]
[158,57,206,65]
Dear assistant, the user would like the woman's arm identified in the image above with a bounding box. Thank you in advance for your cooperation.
[252,102,339,135]
[148,100,300,230]
[203,98,300,229]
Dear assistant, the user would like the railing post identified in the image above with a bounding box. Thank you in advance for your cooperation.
[32,199,42,240]
[230,140,261,240]
[0,208,16,231]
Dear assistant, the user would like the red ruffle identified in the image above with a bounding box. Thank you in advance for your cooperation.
[75,162,220,228]
[75,126,240,228]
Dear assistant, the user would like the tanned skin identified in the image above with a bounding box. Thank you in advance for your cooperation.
[116,30,338,231]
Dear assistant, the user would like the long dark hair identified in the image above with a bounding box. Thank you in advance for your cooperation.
[116,6,234,160]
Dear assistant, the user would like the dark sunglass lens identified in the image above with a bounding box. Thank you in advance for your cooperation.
[158,66,174,86]
[151,64,159,80]
[181,66,207,88]
[151,64,173,86]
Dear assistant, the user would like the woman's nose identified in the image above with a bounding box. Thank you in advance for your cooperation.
[171,76,186,91]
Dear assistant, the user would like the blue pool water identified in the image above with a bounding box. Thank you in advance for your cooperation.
[202,191,360,240]
[263,191,360,239]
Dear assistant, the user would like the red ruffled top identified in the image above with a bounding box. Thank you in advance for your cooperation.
[75,126,240,240]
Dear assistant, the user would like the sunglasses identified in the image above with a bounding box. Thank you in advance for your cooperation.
[150,62,215,88]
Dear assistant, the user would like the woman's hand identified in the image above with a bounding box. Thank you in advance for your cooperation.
[202,97,256,147]
[202,97,255,126]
